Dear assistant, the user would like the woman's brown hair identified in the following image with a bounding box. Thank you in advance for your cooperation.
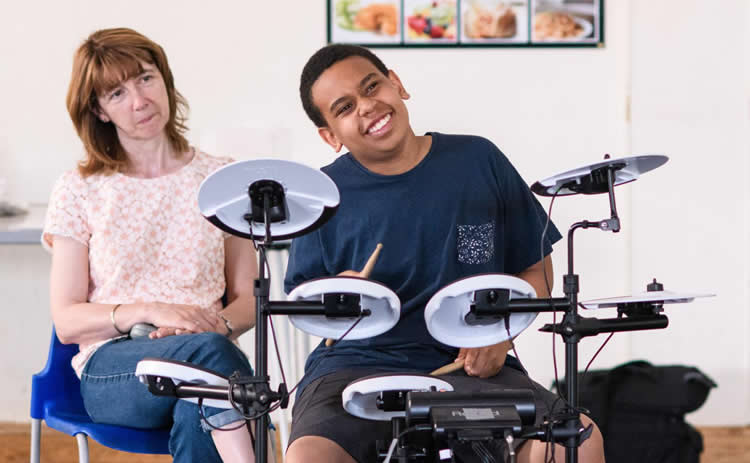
[66,28,189,176]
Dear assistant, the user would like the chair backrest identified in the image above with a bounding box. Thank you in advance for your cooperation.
[30,327,85,419]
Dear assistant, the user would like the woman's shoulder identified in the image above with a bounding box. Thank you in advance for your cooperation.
[52,167,106,195]
[191,149,235,176]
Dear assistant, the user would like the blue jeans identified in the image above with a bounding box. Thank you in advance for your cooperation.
[81,332,254,462]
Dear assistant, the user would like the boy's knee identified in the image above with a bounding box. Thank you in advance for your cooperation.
[286,436,355,463]
[580,414,605,460]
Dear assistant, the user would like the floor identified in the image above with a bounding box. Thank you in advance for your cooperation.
[2,422,748,462]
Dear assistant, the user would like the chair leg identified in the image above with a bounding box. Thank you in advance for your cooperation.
[29,419,41,463]
[75,433,90,463]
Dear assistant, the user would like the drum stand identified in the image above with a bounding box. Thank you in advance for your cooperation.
[241,181,374,462]
[138,156,683,463]
[469,164,670,463]
[140,160,382,463]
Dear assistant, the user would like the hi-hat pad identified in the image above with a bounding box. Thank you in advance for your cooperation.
[531,154,668,197]
[424,274,537,348]
[287,277,401,340]
[135,358,232,409]
[580,290,715,310]
[342,373,454,421]
[198,159,340,240]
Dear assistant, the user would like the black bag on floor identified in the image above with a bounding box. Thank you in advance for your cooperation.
[556,360,716,463]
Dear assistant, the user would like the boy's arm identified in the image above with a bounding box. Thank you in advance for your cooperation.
[516,255,554,298]
[458,255,554,378]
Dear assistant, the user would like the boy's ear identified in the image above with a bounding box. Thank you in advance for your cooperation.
[318,126,343,153]
[388,70,410,100]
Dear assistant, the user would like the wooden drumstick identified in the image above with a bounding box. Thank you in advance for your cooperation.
[429,359,465,376]
[360,243,383,278]
[326,243,384,347]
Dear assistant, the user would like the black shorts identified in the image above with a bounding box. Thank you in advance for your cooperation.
[288,368,559,462]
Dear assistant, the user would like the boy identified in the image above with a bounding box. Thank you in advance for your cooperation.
[284,44,604,463]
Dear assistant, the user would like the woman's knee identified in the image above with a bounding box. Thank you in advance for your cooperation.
[182,332,253,377]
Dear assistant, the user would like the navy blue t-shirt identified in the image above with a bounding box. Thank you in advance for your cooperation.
[284,133,562,395]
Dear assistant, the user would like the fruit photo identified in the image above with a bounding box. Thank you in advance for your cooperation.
[404,0,458,44]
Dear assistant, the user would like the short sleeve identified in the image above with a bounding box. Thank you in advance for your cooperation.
[283,230,327,295]
[199,151,236,241]
[491,145,562,274]
[41,171,91,251]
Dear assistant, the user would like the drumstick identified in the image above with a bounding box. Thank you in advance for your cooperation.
[359,243,383,279]
[326,243,384,347]
[429,359,465,376]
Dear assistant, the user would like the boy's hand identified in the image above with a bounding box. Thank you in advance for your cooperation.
[457,339,513,378]
[337,269,365,277]
[337,243,384,279]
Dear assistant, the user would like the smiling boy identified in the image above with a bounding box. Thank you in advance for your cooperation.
[284,44,605,463]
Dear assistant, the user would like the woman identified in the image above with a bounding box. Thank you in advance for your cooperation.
[43,28,258,462]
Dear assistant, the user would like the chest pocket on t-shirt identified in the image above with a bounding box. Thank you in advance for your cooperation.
[457,221,495,264]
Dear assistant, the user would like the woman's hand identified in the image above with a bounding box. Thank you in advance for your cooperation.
[145,302,219,335]
[149,326,186,339]
[148,310,226,339]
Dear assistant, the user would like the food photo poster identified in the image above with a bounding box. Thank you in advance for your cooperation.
[328,0,602,47]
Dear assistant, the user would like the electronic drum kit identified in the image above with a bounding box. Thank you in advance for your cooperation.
[135,154,714,463]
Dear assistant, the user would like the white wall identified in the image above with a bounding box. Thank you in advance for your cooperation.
[629,0,750,425]
[0,0,747,427]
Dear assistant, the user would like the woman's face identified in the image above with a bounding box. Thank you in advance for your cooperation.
[95,62,170,145]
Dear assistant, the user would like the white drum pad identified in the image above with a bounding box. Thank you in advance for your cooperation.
[425,274,537,348]
[342,373,454,421]
[580,290,715,310]
[287,277,401,340]
[198,159,340,240]
[135,358,232,409]
[530,154,668,197]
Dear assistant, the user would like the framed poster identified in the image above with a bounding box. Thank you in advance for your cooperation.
[330,0,402,45]
[327,0,603,47]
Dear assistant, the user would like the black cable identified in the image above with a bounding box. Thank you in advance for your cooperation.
[582,310,622,374]
[268,314,288,387]
[383,424,432,463]
[540,184,564,403]
[503,316,561,439]
[257,245,272,280]
[542,396,569,463]
[537,183,590,462]
[584,332,614,375]
[284,314,366,398]
[197,398,248,432]
[247,420,256,449]
[221,312,368,423]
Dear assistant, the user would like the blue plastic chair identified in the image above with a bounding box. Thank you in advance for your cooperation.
[30,327,170,463]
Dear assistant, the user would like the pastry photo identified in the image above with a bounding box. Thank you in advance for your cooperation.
[460,0,529,44]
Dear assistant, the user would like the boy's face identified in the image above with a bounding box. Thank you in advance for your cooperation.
[312,56,412,163]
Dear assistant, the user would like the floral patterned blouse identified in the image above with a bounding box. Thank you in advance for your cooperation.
[42,149,233,376]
